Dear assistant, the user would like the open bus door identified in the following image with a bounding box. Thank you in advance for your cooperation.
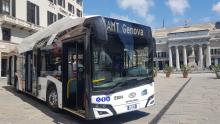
[8,56,12,85]
[62,37,85,114]
[32,50,40,96]
[13,56,17,87]
[8,56,17,86]
[25,51,33,92]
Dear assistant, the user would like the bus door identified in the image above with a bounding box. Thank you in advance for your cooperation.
[32,51,39,96]
[25,51,33,92]
[8,56,12,85]
[8,56,17,86]
[63,38,85,110]
[13,56,17,87]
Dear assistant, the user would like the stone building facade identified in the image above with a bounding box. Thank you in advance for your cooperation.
[153,23,220,70]
[0,0,83,77]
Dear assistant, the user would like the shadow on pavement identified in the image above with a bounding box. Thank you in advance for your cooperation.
[2,85,150,124]
[90,111,149,124]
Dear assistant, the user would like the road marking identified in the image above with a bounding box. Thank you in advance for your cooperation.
[149,78,192,124]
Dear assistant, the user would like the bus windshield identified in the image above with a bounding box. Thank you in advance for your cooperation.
[92,34,153,91]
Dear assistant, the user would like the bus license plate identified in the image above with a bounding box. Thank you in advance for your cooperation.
[127,104,137,111]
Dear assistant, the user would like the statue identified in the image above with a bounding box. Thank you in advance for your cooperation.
[188,46,198,70]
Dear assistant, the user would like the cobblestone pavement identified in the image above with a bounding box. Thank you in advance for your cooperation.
[158,73,220,124]
[0,73,219,124]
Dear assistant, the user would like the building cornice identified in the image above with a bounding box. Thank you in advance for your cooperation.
[168,35,210,41]
[0,14,43,32]
[0,40,17,53]
[153,23,215,38]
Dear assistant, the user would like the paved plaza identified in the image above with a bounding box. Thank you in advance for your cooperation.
[158,73,220,124]
[0,73,219,124]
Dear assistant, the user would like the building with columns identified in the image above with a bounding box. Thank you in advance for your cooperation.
[153,22,220,70]
[0,0,83,78]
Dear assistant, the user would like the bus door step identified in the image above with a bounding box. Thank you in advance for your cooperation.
[63,107,85,118]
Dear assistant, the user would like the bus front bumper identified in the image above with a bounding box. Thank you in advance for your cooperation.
[92,94,155,119]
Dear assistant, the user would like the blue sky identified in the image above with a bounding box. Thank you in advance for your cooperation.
[84,0,220,28]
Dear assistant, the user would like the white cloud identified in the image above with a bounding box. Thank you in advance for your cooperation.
[117,0,155,25]
[117,0,154,17]
[213,1,220,15]
[166,0,190,15]
[110,13,138,23]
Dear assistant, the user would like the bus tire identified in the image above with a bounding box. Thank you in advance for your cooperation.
[47,85,59,112]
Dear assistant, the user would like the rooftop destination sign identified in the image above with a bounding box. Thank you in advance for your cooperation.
[105,18,145,37]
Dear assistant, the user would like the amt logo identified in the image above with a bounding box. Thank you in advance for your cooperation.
[96,96,110,103]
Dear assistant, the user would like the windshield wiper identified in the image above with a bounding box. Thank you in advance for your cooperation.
[104,81,125,94]
[105,79,137,94]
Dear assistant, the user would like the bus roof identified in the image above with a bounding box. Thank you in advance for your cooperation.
[18,15,151,53]
[18,16,94,53]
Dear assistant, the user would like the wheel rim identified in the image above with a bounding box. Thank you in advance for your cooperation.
[48,90,58,106]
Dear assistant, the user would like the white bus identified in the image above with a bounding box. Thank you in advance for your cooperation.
[7,16,155,119]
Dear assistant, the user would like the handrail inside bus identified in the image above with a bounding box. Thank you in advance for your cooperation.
[92,78,106,84]
[67,78,77,99]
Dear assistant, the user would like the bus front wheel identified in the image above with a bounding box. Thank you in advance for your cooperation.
[47,85,59,112]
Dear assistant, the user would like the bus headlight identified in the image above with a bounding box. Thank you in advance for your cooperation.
[141,89,148,96]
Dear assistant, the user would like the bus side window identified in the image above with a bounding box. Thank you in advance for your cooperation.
[40,44,62,80]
